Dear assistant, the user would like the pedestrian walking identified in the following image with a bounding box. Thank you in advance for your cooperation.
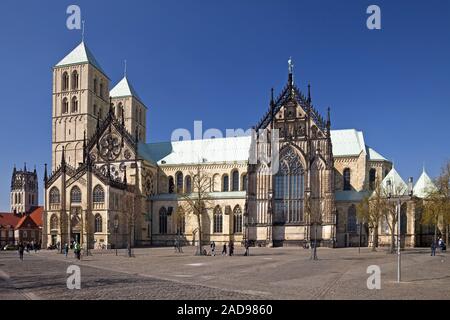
[174,238,179,253]
[222,243,227,256]
[64,243,69,258]
[229,241,234,256]
[244,241,249,256]
[210,241,216,256]
[431,241,436,256]
[18,242,24,261]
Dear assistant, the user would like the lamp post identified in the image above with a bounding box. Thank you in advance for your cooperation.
[114,217,118,256]
[386,177,413,283]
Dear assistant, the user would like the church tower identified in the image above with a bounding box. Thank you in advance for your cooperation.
[52,41,110,170]
[10,164,38,214]
[110,76,147,142]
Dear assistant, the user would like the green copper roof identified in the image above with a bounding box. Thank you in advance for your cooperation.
[413,169,438,198]
[110,76,144,104]
[55,41,107,75]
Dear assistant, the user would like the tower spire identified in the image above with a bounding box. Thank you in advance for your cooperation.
[288,57,294,86]
[81,20,85,42]
[307,83,312,104]
[24,162,27,172]
[44,163,48,184]
[124,59,127,78]
[270,88,274,106]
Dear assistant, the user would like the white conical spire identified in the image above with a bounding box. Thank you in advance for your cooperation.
[110,76,142,101]
[413,168,437,198]
[55,42,106,75]
[381,167,408,196]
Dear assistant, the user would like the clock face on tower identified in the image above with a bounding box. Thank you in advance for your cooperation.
[99,133,122,161]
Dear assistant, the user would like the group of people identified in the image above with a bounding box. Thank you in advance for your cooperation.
[207,241,250,256]
[17,241,41,261]
[431,237,447,256]
[64,241,81,260]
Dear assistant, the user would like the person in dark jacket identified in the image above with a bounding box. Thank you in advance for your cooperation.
[431,241,436,256]
[222,243,227,256]
[18,243,24,261]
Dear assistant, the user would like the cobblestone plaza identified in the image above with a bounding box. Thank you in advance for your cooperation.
[1,247,449,300]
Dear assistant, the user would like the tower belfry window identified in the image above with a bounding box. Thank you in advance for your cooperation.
[71,71,79,90]
[71,97,78,113]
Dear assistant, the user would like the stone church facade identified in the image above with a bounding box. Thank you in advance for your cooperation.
[43,41,403,250]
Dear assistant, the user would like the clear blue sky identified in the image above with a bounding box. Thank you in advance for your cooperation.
[0,0,449,211]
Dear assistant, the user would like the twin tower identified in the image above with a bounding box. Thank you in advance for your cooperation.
[51,41,147,171]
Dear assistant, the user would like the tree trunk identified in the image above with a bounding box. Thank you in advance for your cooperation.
[196,214,203,255]
[372,225,379,252]
[389,222,396,254]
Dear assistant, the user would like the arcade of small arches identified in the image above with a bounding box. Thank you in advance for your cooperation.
[162,169,248,194]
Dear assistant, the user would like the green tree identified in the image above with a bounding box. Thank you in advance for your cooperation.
[356,178,386,251]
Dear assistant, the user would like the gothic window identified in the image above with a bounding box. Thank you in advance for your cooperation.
[176,171,183,193]
[49,187,60,204]
[71,71,79,90]
[62,98,69,114]
[99,81,104,98]
[242,174,248,191]
[99,108,103,119]
[62,72,69,91]
[347,205,357,233]
[369,168,376,190]
[71,97,78,113]
[213,206,223,233]
[185,175,192,193]
[117,102,123,119]
[93,104,97,116]
[176,207,186,235]
[93,185,105,203]
[70,186,82,203]
[233,205,243,234]
[93,78,98,94]
[222,174,229,192]
[168,176,175,194]
[231,170,239,191]
[94,214,102,233]
[50,214,58,230]
[274,147,304,224]
[159,207,167,234]
[343,168,351,191]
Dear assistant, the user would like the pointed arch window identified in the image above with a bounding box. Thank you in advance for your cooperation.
[93,185,105,203]
[93,78,98,94]
[50,214,59,230]
[242,174,248,191]
[95,214,102,233]
[159,207,168,234]
[168,176,175,194]
[274,147,304,224]
[71,70,79,90]
[71,97,78,113]
[62,98,69,114]
[343,168,351,191]
[99,81,104,98]
[233,205,243,234]
[231,170,239,191]
[369,168,376,190]
[176,207,186,235]
[62,72,69,91]
[185,175,192,194]
[213,206,223,233]
[347,205,357,233]
[70,186,82,203]
[222,174,229,192]
[49,187,60,204]
[176,171,183,193]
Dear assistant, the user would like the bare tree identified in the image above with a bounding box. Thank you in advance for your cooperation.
[422,160,450,245]
[179,164,213,256]
[357,178,386,251]
[381,183,405,254]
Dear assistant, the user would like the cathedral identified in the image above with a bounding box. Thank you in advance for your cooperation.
[42,41,434,250]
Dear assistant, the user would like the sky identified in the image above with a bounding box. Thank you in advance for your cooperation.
[0,0,449,211]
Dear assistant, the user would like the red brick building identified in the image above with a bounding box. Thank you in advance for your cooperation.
[0,206,43,247]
